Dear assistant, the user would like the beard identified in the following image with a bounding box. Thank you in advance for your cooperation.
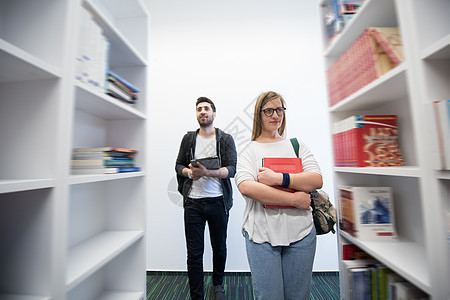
[198,116,214,127]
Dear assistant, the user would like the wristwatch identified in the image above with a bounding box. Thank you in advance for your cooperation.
[187,169,192,179]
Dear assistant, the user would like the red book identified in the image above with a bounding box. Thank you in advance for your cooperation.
[262,157,302,209]
[332,115,404,167]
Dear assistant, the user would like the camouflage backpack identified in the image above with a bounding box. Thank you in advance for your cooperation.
[310,190,337,235]
[290,138,337,235]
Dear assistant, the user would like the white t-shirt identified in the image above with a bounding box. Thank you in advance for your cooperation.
[235,138,322,246]
[189,134,223,198]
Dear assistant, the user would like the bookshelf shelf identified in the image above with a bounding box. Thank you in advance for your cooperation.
[0,39,61,82]
[0,295,51,300]
[328,64,407,112]
[75,82,147,120]
[334,166,421,177]
[320,0,449,298]
[69,171,145,185]
[84,0,148,67]
[435,170,450,181]
[0,0,148,298]
[0,179,55,194]
[421,34,450,60]
[97,292,145,300]
[340,231,430,294]
[66,230,143,291]
[323,0,398,58]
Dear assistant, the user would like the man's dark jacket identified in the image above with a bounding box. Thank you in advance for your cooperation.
[175,128,237,211]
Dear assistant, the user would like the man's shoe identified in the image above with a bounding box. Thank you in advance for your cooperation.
[214,284,226,300]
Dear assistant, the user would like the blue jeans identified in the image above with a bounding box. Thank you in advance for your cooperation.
[245,227,316,300]
[184,196,229,300]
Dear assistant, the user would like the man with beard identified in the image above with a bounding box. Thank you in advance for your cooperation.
[175,97,237,300]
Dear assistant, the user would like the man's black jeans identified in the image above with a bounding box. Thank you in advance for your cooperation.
[184,196,229,300]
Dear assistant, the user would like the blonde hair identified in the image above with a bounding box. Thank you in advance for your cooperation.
[251,91,286,141]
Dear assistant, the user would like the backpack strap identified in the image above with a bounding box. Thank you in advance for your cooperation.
[290,137,299,158]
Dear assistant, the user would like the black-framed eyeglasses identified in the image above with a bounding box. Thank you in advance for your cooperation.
[261,107,285,117]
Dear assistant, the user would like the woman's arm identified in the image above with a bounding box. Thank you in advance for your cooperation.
[238,180,311,210]
[257,167,323,192]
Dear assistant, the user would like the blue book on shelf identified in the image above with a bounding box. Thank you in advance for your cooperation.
[351,267,371,300]
[107,70,140,93]
[117,167,141,173]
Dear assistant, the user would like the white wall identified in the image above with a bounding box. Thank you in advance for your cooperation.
[144,0,338,271]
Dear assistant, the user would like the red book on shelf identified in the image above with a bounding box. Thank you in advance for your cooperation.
[332,115,404,167]
[326,27,404,107]
[353,115,404,167]
[262,157,302,209]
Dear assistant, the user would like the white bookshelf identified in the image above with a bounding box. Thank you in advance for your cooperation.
[0,0,148,299]
[320,0,449,299]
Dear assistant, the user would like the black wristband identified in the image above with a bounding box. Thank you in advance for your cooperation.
[281,172,290,188]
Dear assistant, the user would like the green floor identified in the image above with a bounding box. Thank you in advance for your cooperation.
[147,271,340,299]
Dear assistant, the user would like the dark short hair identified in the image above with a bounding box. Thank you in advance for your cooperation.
[196,97,216,112]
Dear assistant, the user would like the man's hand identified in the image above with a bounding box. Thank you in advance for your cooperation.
[189,162,208,180]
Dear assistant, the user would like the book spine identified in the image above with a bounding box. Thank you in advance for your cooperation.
[439,100,450,169]
[117,167,141,173]
[433,101,446,169]
[76,8,92,83]
[104,159,134,166]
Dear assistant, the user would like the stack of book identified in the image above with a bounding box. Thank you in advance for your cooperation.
[326,27,404,106]
[432,100,450,170]
[74,8,140,107]
[332,115,404,167]
[71,147,141,174]
[75,7,109,93]
[341,258,429,300]
[338,186,398,241]
[105,71,140,106]
[323,0,366,43]
[339,1,365,29]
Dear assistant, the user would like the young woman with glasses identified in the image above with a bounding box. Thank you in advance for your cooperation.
[235,91,323,299]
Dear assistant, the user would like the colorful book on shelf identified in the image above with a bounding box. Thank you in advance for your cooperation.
[261,157,302,209]
[350,267,371,300]
[107,70,140,93]
[71,166,141,175]
[374,264,392,300]
[340,239,372,260]
[432,100,450,170]
[342,260,392,300]
[73,147,138,153]
[341,259,377,300]
[71,158,135,167]
[339,186,398,241]
[332,115,404,167]
[340,1,365,14]
[107,76,138,96]
[323,0,342,40]
[72,151,134,159]
[106,81,137,104]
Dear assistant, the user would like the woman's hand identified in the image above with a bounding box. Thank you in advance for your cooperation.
[257,167,282,186]
[290,191,311,210]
